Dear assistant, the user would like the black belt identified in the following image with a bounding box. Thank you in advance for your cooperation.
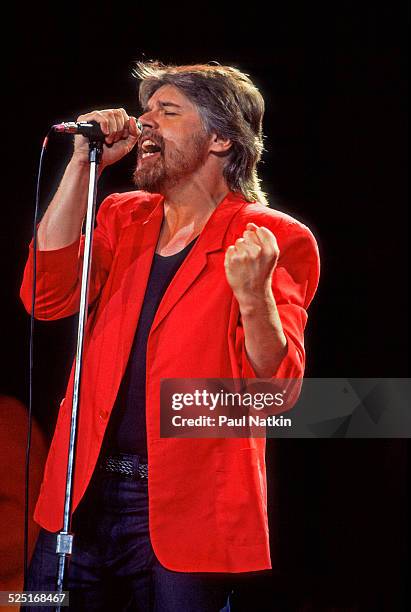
[99,454,148,479]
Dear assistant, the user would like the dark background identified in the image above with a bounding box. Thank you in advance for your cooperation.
[2,2,408,610]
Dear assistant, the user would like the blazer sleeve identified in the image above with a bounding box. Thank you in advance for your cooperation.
[236,219,320,380]
[19,194,118,320]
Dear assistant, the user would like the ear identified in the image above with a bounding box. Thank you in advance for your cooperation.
[209,132,232,155]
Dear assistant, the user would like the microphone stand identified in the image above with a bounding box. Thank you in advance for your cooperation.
[54,137,103,611]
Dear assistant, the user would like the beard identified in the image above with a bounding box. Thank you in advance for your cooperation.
[133,130,209,193]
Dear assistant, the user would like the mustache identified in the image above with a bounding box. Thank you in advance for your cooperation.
[137,130,165,154]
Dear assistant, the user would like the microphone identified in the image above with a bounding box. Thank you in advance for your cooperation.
[52,119,142,141]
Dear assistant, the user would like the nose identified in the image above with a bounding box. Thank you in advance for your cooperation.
[138,108,159,129]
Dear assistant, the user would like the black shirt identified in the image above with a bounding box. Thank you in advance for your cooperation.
[102,237,198,460]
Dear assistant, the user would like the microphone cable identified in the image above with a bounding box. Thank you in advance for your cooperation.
[24,130,51,588]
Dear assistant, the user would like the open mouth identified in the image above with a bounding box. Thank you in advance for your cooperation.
[140,138,162,159]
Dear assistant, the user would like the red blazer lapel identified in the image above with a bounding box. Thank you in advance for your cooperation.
[110,197,165,368]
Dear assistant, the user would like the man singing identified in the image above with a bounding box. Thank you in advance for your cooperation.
[20,62,320,611]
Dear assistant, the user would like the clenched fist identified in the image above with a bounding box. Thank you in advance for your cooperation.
[224,222,280,300]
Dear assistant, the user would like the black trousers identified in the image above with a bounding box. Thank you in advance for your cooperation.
[24,461,233,611]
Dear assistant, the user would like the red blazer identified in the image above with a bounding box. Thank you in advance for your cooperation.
[20,190,320,573]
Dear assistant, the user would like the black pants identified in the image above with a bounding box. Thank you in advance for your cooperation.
[24,463,233,611]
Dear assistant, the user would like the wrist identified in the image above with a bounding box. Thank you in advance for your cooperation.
[69,152,93,170]
[234,283,274,313]
[69,152,106,177]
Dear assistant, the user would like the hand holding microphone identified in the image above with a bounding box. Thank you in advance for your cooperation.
[54,108,141,169]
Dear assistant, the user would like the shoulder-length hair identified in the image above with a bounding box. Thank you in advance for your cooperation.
[134,61,268,206]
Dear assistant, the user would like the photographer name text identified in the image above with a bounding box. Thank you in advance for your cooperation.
[171,414,292,427]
